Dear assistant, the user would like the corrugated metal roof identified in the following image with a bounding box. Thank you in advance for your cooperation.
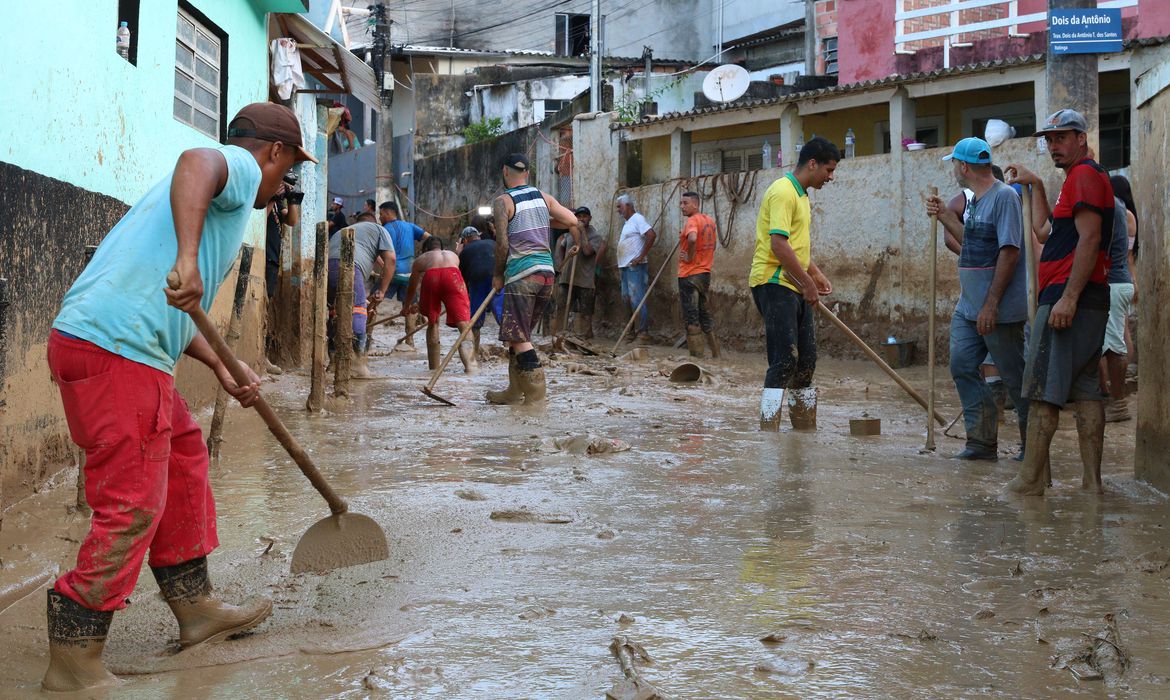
[617,35,1170,130]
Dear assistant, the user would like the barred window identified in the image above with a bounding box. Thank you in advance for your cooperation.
[174,6,225,139]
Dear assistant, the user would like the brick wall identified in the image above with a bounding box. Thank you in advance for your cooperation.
[900,0,1011,52]
[815,0,838,74]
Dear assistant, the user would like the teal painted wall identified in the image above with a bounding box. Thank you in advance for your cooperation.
[0,1,274,244]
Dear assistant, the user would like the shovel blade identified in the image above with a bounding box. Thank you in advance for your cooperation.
[420,386,456,406]
[290,512,390,574]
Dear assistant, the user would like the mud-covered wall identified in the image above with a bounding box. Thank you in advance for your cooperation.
[412,124,544,241]
[1131,42,1170,491]
[586,137,1063,359]
[0,162,268,512]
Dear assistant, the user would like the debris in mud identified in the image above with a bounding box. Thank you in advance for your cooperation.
[888,629,938,642]
[455,489,487,501]
[542,434,632,455]
[974,609,995,620]
[606,635,662,700]
[597,529,616,540]
[1010,561,1024,577]
[616,613,636,625]
[563,362,603,376]
[518,605,556,621]
[754,658,815,676]
[489,509,573,524]
[1054,613,1131,684]
[451,528,462,533]
[759,633,788,644]
[1098,548,1170,574]
[617,348,649,363]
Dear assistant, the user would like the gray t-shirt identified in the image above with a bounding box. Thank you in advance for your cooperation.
[956,181,1027,323]
[554,224,604,290]
[329,221,393,281]
[1106,197,1132,284]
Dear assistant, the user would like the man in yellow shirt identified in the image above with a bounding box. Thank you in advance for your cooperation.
[751,137,839,431]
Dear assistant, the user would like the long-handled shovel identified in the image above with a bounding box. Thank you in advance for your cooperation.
[610,238,681,355]
[167,271,390,575]
[420,288,498,406]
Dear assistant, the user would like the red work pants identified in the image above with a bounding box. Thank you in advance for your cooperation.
[47,331,218,611]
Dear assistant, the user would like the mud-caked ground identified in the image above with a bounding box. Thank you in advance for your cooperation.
[0,321,1165,699]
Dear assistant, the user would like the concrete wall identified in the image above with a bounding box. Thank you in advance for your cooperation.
[0,0,279,510]
[1131,41,1170,491]
[577,135,1063,360]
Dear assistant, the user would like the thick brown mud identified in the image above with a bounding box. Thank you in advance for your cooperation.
[1,321,1166,698]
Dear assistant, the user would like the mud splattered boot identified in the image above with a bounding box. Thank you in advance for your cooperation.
[486,352,525,405]
[1104,396,1131,422]
[1006,402,1058,496]
[759,388,785,432]
[473,328,482,355]
[352,353,371,379]
[42,590,118,692]
[788,387,818,431]
[685,325,705,358]
[577,315,594,340]
[152,557,272,649]
[705,330,721,359]
[458,339,478,374]
[1075,400,1105,494]
[515,349,546,404]
[426,341,441,371]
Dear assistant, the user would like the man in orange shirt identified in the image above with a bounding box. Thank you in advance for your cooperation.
[677,191,720,358]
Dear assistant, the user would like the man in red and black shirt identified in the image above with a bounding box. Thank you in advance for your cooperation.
[1005,109,1113,496]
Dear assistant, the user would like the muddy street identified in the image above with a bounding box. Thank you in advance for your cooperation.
[1,324,1166,698]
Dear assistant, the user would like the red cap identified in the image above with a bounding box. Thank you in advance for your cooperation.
[227,102,318,163]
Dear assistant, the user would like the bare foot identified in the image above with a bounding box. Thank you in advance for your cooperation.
[1005,476,1045,496]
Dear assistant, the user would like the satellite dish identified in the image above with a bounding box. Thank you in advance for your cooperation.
[702,64,750,103]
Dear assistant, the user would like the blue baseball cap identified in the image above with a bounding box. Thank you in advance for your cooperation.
[942,137,992,164]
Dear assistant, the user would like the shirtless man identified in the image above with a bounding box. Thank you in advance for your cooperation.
[405,238,477,373]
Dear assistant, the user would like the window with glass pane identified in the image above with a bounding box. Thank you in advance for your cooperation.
[174,7,223,139]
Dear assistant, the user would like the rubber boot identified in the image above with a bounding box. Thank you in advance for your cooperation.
[42,590,118,692]
[426,341,440,371]
[788,387,817,431]
[685,325,705,358]
[152,557,272,649]
[705,330,721,359]
[759,388,785,432]
[517,366,547,403]
[1006,402,1058,496]
[458,339,478,374]
[352,353,371,379]
[473,328,481,354]
[1075,400,1105,494]
[578,315,594,340]
[402,314,418,350]
[486,353,525,405]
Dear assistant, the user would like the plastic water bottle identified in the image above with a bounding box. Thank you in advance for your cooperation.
[761,140,772,169]
[117,21,131,60]
[887,335,896,344]
[845,128,856,158]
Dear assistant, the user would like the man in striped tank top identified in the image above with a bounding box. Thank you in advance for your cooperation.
[487,153,581,404]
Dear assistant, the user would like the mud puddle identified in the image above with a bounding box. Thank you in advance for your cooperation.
[1,322,1167,698]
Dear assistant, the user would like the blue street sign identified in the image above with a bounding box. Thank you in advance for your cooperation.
[1049,8,1123,54]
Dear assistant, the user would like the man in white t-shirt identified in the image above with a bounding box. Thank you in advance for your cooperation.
[615,194,657,342]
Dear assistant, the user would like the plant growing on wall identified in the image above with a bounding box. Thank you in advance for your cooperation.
[462,118,504,144]
[614,77,684,124]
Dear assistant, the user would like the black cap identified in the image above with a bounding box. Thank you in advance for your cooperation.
[574,206,591,217]
[501,153,529,171]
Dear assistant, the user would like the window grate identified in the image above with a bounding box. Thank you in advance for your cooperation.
[174,7,224,139]
[823,37,838,76]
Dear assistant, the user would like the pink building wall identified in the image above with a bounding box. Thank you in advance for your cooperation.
[835,0,1159,85]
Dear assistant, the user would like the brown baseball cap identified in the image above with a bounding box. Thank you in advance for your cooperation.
[227,102,318,163]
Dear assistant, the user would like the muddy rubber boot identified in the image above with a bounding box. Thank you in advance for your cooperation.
[685,325,705,358]
[788,387,817,431]
[426,341,440,371]
[458,340,478,374]
[351,353,371,379]
[486,353,525,405]
[578,315,594,339]
[42,590,119,692]
[1075,400,1105,494]
[518,365,547,404]
[988,380,1007,422]
[1006,402,1058,496]
[153,557,272,649]
[759,388,785,432]
[705,330,721,359]
[473,328,481,354]
[1104,396,1131,422]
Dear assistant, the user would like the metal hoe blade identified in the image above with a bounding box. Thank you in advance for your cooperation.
[290,512,391,574]
[420,386,456,407]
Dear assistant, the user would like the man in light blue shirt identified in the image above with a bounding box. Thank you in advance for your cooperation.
[43,103,315,692]
[926,137,1028,462]
[378,200,430,347]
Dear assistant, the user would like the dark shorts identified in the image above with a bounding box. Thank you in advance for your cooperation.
[500,272,553,343]
[1022,303,1108,407]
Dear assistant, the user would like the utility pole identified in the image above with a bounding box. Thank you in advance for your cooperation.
[804,0,816,75]
[369,4,396,207]
[590,0,601,112]
[643,46,653,104]
[1046,0,1099,156]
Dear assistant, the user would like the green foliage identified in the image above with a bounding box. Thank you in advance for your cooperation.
[614,77,684,124]
[462,117,504,144]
